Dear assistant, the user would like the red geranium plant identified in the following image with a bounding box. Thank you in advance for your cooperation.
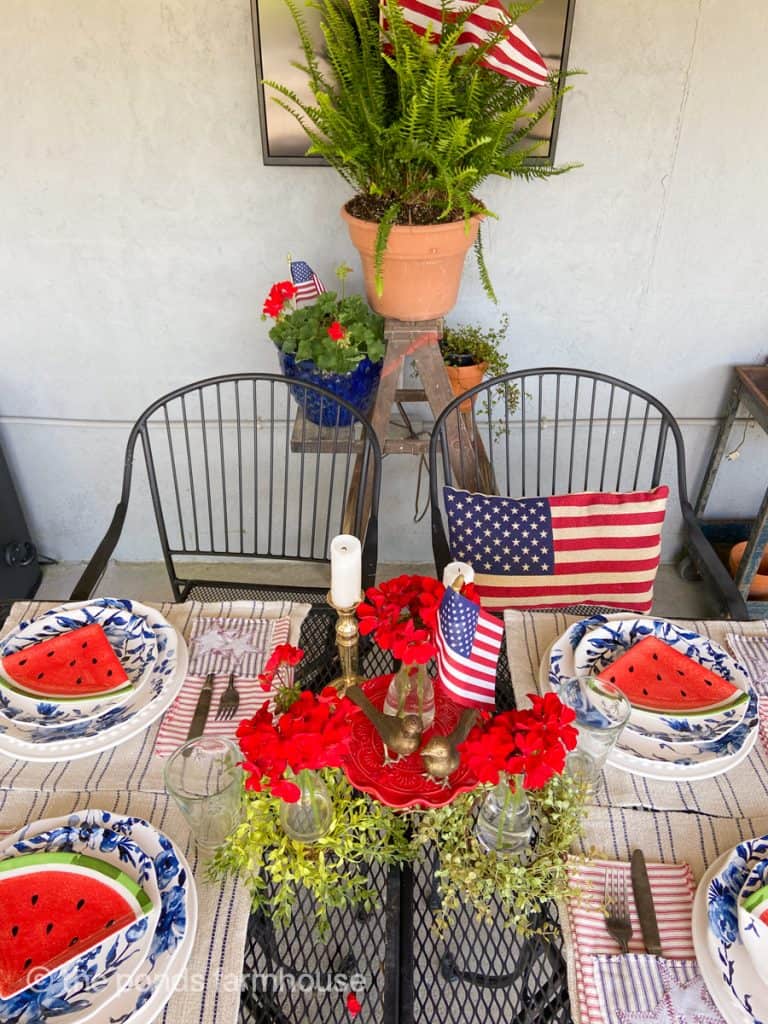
[356,574,446,665]
[459,692,578,791]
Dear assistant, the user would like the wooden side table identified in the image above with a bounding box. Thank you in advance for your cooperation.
[694,365,768,618]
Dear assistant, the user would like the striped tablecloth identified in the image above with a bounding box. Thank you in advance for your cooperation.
[0,598,311,1024]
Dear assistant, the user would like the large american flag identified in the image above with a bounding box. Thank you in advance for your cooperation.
[290,260,326,303]
[443,485,669,614]
[435,586,504,708]
[391,0,549,87]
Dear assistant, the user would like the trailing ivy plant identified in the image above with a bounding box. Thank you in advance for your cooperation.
[411,769,588,937]
[267,0,578,298]
[209,768,412,937]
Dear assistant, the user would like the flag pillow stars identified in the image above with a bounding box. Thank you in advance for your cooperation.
[443,485,669,614]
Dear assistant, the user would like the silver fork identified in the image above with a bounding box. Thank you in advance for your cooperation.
[215,672,240,721]
[604,868,632,953]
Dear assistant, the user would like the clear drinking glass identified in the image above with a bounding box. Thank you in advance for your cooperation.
[164,737,243,851]
[561,676,631,790]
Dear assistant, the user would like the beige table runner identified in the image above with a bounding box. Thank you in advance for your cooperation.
[504,610,768,818]
[0,599,309,793]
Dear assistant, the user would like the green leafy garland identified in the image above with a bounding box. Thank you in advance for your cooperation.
[209,768,412,937]
[412,770,588,937]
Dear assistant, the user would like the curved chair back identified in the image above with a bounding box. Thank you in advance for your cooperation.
[72,373,381,602]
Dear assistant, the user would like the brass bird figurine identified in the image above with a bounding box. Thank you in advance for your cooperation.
[420,708,479,785]
[345,684,423,765]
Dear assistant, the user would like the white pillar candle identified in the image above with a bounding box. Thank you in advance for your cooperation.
[330,534,362,608]
[442,561,475,588]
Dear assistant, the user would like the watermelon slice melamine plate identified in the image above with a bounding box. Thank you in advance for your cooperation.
[0,851,153,999]
[0,810,197,1024]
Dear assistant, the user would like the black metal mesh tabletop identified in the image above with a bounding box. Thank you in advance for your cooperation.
[240,606,573,1024]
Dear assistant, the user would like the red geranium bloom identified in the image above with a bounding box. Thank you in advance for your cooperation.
[347,993,362,1016]
[327,320,346,341]
[356,574,445,665]
[258,643,304,692]
[262,295,285,319]
[262,280,296,320]
[274,281,297,301]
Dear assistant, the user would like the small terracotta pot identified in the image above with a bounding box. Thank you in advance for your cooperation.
[444,361,487,413]
[728,541,768,599]
[341,206,482,321]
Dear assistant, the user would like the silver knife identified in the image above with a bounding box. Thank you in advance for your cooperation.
[631,849,663,955]
[186,672,215,743]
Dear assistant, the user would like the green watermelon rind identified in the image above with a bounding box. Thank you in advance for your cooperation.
[743,883,768,914]
[605,683,748,719]
[0,669,133,704]
[0,851,153,915]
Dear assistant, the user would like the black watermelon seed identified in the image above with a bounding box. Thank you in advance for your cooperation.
[642,688,648,696]
[30,894,38,906]
[681,690,687,697]
[46,923,53,935]
[628,666,634,672]
[36,673,44,680]
[75,678,82,685]
[105,919,115,928]
[656,674,662,681]
[652,653,659,660]
[610,676,616,683]
[677,669,685,676]
[82,642,87,648]
[47,651,54,658]
[69,660,76,667]
[705,679,713,686]
[23,958,31,970]
[76,898,85,910]
[69,936,79,946]
[91,658,97,664]
[18,658,26,666]
[10,925,18,937]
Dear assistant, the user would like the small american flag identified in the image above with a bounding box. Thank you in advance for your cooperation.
[290,260,326,303]
[435,586,504,708]
[444,486,669,613]
[393,0,549,87]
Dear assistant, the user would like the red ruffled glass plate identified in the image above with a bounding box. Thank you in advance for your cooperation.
[342,674,479,809]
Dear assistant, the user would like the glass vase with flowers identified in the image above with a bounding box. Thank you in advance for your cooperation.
[459,693,579,857]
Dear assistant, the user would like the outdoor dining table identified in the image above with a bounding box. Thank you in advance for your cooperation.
[1,598,767,1024]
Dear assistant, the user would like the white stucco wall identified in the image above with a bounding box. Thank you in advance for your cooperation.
[1,0,766,566]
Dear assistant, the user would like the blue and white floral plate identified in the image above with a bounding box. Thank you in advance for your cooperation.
[0,824,161,1021]
[572,617,753,744]
[0,611,186,762]
[0,600,164,726]
[738,850,768,983]
[693,837,768,1024]
[540,641,758,780]
[0,810,197,1024]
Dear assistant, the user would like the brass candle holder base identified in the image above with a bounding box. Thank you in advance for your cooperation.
[327,592,364,695]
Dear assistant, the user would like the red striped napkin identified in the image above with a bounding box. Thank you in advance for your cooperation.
[566,859,696,1024]
[153,617,290,758]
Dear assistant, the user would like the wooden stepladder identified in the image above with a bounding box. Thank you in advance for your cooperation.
[291,317,492,535]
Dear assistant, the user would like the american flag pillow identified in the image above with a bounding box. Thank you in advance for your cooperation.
[443,485,669,614]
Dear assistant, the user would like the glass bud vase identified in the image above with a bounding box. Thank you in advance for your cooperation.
[383,662,435,730]
[474,773,532,856]
[279,769,333,843]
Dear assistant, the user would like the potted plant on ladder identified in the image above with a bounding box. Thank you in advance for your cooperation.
[265,0,578,321]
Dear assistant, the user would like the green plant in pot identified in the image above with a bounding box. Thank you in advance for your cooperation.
[263,264,385,426]
[267,0,578,321]
[441,313,521,413]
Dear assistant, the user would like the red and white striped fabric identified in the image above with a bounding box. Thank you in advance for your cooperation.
[387,0,549,87]
[444,485,669,613]
[153,617,290,758]
[435,586,504,708]
[566,859,696,1024]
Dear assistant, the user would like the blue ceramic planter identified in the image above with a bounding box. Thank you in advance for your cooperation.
[277,349,382,426]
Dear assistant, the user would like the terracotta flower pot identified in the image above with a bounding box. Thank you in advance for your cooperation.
[444,361,487,413]
[728,541,768,599]
[341,206,481,321]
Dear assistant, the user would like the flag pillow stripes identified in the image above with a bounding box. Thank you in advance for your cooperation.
[290,260,326,303]
[390,0,549,87]
[443,485,669,614]
[436,586,504,708]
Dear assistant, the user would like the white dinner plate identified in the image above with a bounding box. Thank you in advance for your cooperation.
[694,838,768,1024]
[0,810,197,1024]
[0,626,186,762]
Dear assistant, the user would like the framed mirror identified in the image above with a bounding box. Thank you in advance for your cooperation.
[250,0,577,166]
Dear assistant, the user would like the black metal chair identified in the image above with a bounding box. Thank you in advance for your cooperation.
[71,373,381,604]
[429,367,748,619]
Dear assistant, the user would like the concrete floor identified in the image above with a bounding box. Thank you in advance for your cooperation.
[35,559,723,618]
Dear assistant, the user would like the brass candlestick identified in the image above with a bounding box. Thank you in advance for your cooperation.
[327,592,364,695]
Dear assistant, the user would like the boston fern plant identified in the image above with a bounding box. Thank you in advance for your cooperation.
[267,0,577,298]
